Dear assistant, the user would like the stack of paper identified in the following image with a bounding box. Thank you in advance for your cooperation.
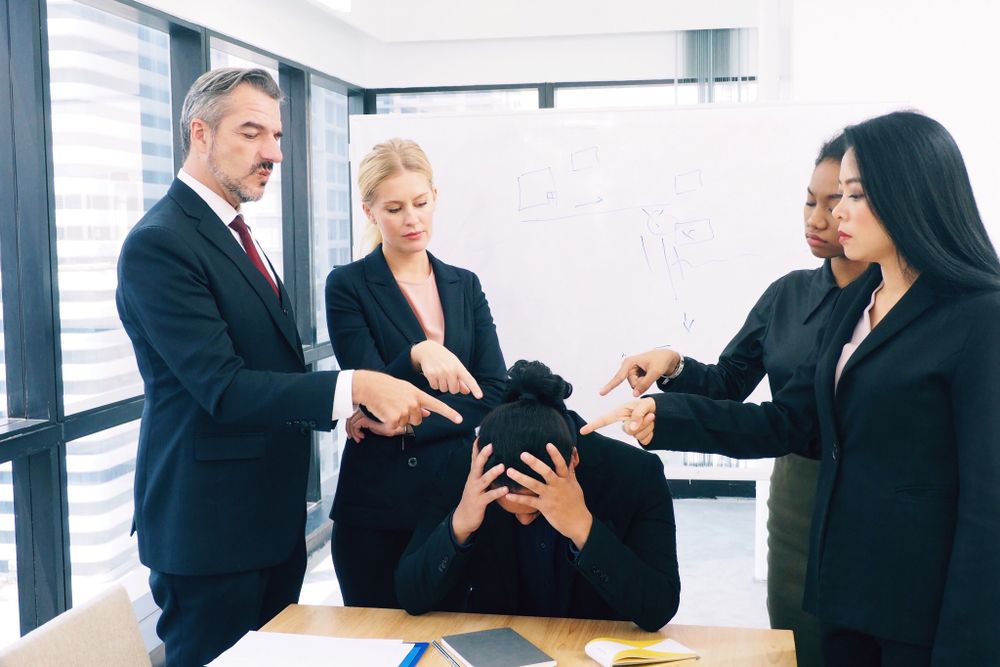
[209,631,419,666]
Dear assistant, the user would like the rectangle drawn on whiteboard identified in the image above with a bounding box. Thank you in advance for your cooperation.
[675,219,714,245]
[675,169,702,194]
[518,167,557,210]
[571,147,599,171]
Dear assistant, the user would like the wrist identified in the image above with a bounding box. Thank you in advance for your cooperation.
[662,354,684,381]
[570,512,593,551]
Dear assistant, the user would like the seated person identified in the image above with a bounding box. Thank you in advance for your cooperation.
[395,360,680,631]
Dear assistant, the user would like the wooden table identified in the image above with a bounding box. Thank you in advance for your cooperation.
[262,605,796,666]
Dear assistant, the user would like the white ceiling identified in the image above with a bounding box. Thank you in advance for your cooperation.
[309,0,759,43]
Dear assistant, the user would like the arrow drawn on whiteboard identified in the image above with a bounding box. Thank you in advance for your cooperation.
[683,312,695,332]
[574,196,604,208]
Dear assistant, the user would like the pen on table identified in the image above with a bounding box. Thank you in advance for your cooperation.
[431,639,461,667]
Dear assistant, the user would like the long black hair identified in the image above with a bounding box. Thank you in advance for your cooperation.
[843,111,1000,290]
[479,360,575,490]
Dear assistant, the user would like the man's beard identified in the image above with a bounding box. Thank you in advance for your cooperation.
[208,150,272,204]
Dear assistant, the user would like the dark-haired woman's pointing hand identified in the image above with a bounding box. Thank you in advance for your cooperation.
[581,397,657,445]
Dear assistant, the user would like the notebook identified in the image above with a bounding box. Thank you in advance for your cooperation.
[584,636,699,666]
[440,627,555,667]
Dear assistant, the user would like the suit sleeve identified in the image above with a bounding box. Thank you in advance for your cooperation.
[931,297,1000,663]
[657,279,776,400]
[649,342,821,459]
[117,225,337,428]
[326,268,506,444]
[572,453,681,631]
[395,449,474,614]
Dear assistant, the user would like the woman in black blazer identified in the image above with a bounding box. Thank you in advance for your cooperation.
[325,139,507,608]
[586,112,1000,666]
[598,133,868,667]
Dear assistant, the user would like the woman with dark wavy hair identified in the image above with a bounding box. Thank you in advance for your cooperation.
[588,111,1000,665]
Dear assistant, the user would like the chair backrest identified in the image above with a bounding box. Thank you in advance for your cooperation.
[0,585,151,667]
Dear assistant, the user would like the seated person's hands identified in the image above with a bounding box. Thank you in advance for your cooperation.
[581,397,656,446]
[600,349,681,397]
[504,443,593,551]
[451,441,509,546]
[411,340,484,398]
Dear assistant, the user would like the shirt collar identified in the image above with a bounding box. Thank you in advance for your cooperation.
[802,258,841,324]
[177,168,240,227]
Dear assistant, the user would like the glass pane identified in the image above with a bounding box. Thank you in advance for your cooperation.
[209,45,284,280]
[0,462,18,647]
[309,84,351,344]
[47,0,172,413]
[0,266,6,420]
[66,420,149,605]
[555,84,679,109]
[376,88,538,114]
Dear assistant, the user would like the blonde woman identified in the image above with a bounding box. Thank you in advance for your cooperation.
[325,139,507,608]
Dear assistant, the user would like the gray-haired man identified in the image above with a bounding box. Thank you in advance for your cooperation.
[116,68,462,666]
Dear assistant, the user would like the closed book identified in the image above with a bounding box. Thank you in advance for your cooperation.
[440,627,555,667]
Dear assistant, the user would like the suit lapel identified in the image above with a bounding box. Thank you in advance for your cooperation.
[814,268,880,409]
[837,273,937,385]
[362,246,436,344]
[170,181,302,359]
[430,253,463,351]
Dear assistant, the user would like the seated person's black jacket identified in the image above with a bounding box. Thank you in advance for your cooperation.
[395,413,680,631]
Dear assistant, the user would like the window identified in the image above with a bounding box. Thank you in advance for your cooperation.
[66,420,148,605]
[309,81,351,344]
[0,462,17,646]
[48,0,172,413]
[555,84,681,109]
[209,42,285,281]
[376,88,539,114]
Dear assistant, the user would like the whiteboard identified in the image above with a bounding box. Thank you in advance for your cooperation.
[348,102,899,434]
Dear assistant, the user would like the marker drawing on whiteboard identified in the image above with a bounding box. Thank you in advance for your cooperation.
[674,219,714,246]
[660,238,679,301]
[675,169,703,195]
[683,313,695,332]
[575,196,604,208]
[571,147,600,171]
[640,236,653,272]
[517,167,557,211]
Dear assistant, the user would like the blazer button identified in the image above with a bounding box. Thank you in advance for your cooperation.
[438,557,448,572]
[408,457,418,468]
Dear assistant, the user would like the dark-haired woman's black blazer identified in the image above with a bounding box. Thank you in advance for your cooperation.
[325,246,507,531]
[648,264,1000,663]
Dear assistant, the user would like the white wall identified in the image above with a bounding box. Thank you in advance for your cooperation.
[789,0,1000,233]
[135,1,757,88]
[137,0,375,85]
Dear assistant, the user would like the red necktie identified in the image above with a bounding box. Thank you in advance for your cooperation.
[229,214,280,297]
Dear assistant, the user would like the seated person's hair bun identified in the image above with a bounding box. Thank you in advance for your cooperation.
[503,360,573,410]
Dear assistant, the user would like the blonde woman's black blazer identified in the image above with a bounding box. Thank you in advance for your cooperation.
[325,246,507,531]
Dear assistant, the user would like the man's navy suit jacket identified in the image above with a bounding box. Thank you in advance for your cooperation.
[116,179,338,576]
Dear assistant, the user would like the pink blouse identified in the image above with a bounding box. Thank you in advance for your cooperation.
[397,269,445,345]
[834,282,883,391]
